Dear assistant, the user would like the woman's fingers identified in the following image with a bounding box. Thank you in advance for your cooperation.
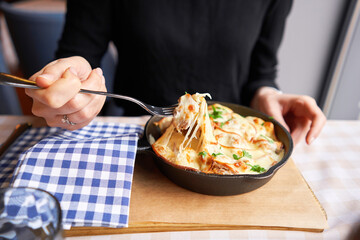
[55,91,105,129]
[263,102,290,132]
[49,114,95,131]
[55,67,105,117]
[250,87,326,146]
[250,87,290,132]
[284,112,311,145]
[30,56,92,87]
[25,56,106,130]
[279,96,326,145]
[29,68,105,118]
[60,68,107,125]
[26,68,82,109]
[289,96,327,144]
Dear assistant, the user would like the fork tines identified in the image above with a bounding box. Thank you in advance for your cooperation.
[162,104,178,115]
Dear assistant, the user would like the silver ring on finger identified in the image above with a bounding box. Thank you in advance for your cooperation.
[61,115,76,126]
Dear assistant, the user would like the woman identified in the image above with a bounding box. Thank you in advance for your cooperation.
[25,0,326,145]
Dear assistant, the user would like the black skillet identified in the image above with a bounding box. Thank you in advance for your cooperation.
[137,101,293,196]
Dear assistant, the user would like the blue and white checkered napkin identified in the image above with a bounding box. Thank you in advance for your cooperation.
[5,122,143,229]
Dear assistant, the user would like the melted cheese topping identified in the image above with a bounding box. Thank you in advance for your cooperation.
[152,93,284,175]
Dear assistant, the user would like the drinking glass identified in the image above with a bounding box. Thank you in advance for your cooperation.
[0,187,63,240]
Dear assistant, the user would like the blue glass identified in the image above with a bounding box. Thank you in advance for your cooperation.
[0,187,63,240]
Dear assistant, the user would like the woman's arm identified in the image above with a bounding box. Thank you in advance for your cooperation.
[56,0,114,68]
[241,0,293,106]
[243,0,326,145]
[26,1,114,129]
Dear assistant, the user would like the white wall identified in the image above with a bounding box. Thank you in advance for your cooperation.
[277,0,348,99]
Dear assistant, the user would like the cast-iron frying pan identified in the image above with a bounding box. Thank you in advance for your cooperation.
[138,102,293,196]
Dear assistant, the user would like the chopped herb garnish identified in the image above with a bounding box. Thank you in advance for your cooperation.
[260,134,274,143]
[250,165,266,173]
[211,153,223,157]
[209,105,223,119]
[261,122,265,126]
[242,150,252,158]
[245,163,266,173]
[233,150,252,160]
[198,151,207,157]
[219,117,233,128]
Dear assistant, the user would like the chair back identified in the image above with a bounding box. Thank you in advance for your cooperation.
[0,36,22,115]
[0,1,65,78]
[0,1,119,115]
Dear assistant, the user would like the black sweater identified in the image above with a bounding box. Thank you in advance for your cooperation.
[56,0,292,115]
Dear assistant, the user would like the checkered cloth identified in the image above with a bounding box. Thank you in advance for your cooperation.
[0,127,58,188]
[1,122,143,229]
[0,187,60,239]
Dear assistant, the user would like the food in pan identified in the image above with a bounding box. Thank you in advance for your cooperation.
[151,93,284,175]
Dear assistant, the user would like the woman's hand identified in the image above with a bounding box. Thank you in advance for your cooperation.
[251,87,326,146]
[25,56,107,130]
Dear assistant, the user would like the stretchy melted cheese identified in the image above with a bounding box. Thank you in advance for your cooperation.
[152,93,284,175]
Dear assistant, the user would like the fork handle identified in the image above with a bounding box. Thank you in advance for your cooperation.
[0,72,40,89]
[0,73,115,97]
[79,89,148,109]
[0,72,145,109]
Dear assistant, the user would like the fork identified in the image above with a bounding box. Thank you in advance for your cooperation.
[0,72,177,116]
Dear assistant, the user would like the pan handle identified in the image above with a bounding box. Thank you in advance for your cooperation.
[137,115,163,153]
[137,134,152,152]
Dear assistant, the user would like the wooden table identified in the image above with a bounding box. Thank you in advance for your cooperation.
[1,116,360,240]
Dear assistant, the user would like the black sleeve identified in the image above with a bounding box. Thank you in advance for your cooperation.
[55,0,114,68]
[241,0,293,106]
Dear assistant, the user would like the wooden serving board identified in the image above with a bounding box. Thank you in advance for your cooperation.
[66,154,328,237]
